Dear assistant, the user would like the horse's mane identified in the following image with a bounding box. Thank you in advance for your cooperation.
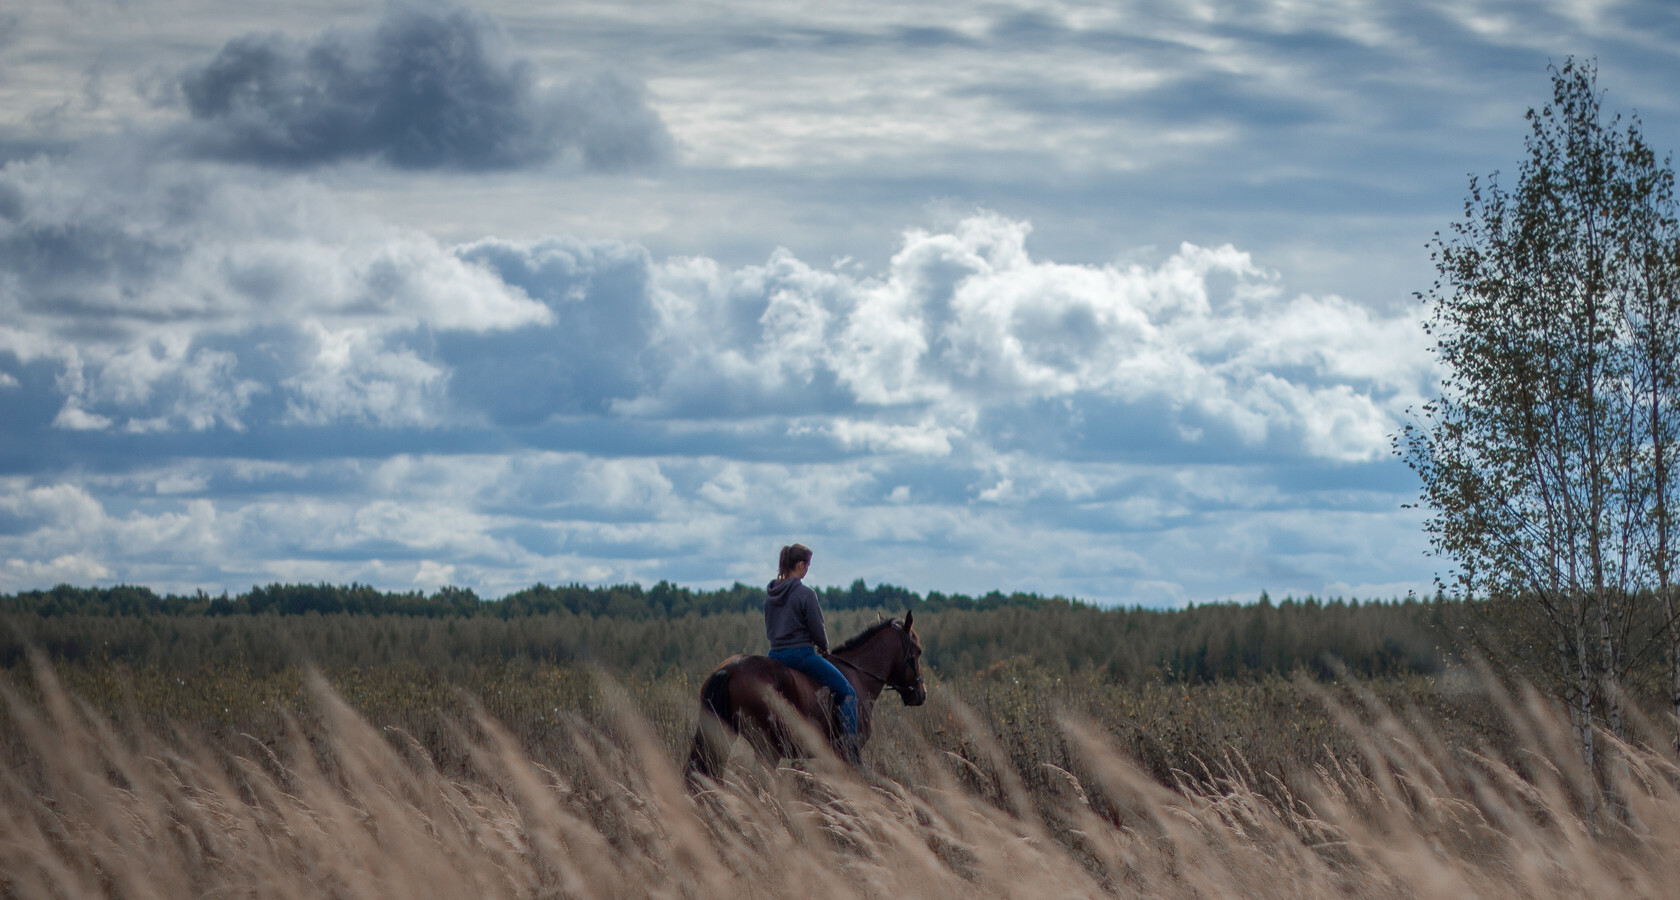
[831,618,903,655]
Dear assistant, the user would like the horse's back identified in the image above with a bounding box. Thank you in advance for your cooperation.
[719,654,809,703]
[703,654,821,734]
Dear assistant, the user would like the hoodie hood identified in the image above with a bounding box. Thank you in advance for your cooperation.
[765,577,798,608]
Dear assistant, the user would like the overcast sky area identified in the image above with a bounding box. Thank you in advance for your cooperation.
[2,0,1678,606]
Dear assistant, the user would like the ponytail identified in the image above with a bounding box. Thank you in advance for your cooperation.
[777,543,813,579]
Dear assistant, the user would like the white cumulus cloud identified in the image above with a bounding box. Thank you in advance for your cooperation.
[613,212,1431,462]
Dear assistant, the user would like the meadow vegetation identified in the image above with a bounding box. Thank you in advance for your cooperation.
[1,644,1676,898]
[2,581,1677,897]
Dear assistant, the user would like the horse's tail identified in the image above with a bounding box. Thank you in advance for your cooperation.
[686,667,733,782]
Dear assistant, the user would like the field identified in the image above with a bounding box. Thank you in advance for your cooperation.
[3,594,1678,897]
[3,657,1679,899]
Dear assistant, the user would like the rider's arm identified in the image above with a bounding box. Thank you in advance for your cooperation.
[805,586,830,654]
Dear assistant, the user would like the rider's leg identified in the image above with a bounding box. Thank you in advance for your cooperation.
[799,654,860,765]
[803,655,859,737]
[769,647,860,740]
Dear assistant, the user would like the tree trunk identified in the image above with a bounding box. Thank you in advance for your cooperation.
[1567,614,1596,777]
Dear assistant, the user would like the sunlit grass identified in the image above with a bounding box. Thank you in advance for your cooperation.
[3,659,1676,899]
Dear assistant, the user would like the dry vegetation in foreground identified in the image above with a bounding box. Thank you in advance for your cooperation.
[4,663,1680,899]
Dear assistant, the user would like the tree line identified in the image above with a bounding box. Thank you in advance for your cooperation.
[0,581,1446,684]
[0,579,1078,620]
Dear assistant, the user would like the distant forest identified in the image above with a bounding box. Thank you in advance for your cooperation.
[0,579,1061,620]
[1,581,1446,685]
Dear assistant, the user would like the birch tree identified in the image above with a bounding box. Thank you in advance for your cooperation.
[1402,59,1680,765]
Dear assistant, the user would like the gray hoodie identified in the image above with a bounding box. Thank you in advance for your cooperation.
[764,577,828,652]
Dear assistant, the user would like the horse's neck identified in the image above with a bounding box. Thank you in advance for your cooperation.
[832,636,892,700]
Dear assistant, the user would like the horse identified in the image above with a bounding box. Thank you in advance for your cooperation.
[686,611,926,779]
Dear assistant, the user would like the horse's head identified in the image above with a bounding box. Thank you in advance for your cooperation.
[833,612,928,706]
[892,610,927,707]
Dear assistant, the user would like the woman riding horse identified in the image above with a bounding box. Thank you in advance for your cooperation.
[763,544,861,762]
[687,544,926,778]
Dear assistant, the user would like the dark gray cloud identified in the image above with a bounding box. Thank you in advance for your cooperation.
[0,152,553,442]
[445,237,658,423]
[176,5,670,171]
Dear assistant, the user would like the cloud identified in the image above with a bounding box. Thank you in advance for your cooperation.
[0,439,1431,603]
[0,142,1438,602]
[514,212,1432,463]
[0,480,226,589]
[0,152,549,432]
[444,236,657,423]
[174,5,671,171]
[1,142,1429,468]
[281,324,447,427]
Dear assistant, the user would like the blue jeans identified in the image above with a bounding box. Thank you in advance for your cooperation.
[770,646,858,736]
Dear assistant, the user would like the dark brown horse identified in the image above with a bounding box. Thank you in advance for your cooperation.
[686,611,926,778]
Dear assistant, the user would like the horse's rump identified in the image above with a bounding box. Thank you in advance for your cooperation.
[687,656,744,779]
[698,662,733,723]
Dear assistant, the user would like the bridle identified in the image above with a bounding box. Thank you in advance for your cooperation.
[829,624,924,700]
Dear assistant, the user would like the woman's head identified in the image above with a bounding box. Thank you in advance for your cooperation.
[778,543,813,579]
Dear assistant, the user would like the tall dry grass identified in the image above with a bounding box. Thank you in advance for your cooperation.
[2,661,1678,899]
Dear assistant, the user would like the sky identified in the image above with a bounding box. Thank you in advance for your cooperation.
[2,0,1678,606]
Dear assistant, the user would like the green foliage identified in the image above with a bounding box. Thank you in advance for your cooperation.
[1402,58,1680,751]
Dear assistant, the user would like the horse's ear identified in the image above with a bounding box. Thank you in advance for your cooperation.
[875,612,886,622]
[903,610,914,630]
